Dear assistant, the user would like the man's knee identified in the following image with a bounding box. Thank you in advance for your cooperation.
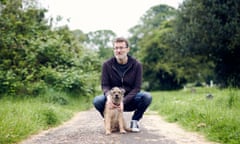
[92,96,99,106]
[93,95,106,109]
[93,95,106,118]
[143,92,152,106]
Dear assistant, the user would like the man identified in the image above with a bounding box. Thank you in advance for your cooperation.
[93,37,152,132]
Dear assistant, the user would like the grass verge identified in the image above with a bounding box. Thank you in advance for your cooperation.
[150,87,240,144]
[0,89,94,144]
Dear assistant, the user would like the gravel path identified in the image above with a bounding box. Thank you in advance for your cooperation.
[20,109,218,144]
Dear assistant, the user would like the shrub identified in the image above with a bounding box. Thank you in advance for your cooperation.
[41,108,59,126]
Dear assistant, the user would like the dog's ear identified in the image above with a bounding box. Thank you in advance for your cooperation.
[106,89,112,96]
[120,88,125,95]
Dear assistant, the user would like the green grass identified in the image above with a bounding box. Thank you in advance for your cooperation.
[150,87,240,144]
[0,89,94,144]
[1,87,239,144]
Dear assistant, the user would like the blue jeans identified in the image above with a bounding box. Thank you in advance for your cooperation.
[93,92,152,121]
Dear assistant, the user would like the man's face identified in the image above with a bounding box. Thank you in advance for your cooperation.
[113,42,129,60]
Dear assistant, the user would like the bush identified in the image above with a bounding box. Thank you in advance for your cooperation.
[41,108,59,126]
[0,70,23,95]
[40,65,99,97]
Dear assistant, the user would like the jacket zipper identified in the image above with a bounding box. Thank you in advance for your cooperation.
[112,64,133,88]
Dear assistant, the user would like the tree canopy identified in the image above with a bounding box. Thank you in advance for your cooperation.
[129,0,240,89]
[175,0,240,87]
[0,0,100,96]
[1,0,239,96]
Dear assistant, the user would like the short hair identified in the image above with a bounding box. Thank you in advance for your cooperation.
[112,37,129,48]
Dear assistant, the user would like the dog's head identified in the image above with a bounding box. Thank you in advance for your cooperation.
[108,87,125,104]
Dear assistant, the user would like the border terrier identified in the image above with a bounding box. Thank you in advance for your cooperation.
[104,87,131,135]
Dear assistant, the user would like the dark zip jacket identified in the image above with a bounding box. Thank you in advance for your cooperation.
[101,55,142,105]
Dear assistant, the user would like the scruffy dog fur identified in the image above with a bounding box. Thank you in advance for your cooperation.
[104,87,131,135]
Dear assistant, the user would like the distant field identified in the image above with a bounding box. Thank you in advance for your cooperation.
[150,87,240,144]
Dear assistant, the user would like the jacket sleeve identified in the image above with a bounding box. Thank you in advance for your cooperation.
[123,62,142,105]
[101,62,111,95]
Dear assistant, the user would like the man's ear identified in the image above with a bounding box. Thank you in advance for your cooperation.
[126,47,130,53]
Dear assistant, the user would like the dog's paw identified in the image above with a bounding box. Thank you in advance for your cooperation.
[125,128,132,132]
[120,130,126,134]
[105,131,111,135]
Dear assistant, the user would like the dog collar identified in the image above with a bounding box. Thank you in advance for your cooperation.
[112,102,120,106]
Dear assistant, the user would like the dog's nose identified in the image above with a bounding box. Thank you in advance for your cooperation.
[115,95,119,99]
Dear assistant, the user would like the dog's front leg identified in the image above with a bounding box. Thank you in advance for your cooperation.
[118,112,126,134]
[104,109,111,135]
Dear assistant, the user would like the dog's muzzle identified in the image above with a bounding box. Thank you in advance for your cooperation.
[114,94,120,99]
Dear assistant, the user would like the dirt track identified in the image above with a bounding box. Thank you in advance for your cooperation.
[20,109,218,144]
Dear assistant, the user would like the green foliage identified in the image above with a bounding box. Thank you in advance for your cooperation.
[128,1,240,89]
[85,30,116,61]
[128,4,189,90]
[139,20,186,90]
[41,64,99,96]
[0,1,101,97]
[0,70,19,95]
[150,87,240,144]
[41,108,59,126]
[176,0,240,87]
[132,3,216,90]
[0,0,48,95]
[129,4,176,56]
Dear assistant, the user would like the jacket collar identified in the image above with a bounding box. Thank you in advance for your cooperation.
[110,55,135,65]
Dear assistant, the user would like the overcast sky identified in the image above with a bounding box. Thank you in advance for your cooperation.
[41,0,183,37]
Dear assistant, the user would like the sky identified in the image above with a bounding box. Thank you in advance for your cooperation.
[41,0,183,37]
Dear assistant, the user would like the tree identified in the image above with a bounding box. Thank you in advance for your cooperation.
[0,0,49,94]
[85,30,116,61]
[128,4,191,90]
[129,3,217,90]
[72,29,87,43]
[0,0,101,96]
[128,4,176,56]
[175,0,240,87]
[139,20,187,90]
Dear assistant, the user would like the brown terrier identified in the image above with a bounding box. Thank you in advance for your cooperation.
[104,87,131,135]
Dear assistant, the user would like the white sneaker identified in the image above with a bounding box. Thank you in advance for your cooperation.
[130,120,140,132]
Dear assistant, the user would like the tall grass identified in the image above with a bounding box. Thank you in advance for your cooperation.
[150,87,240,144]
[0,89,94,144]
